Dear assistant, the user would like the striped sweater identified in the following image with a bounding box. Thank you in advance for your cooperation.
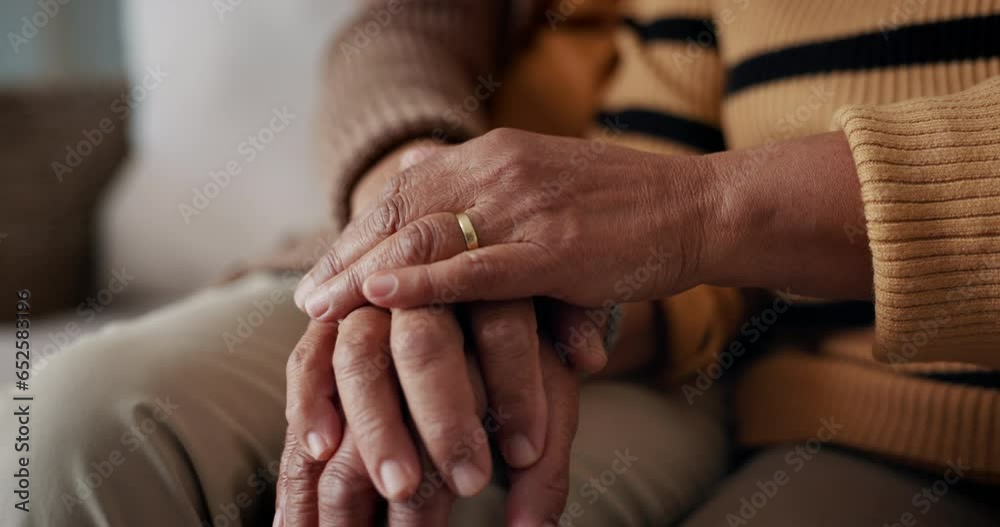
[311,0,1000,482]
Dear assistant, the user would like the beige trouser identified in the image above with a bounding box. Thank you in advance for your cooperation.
[1,273,729,526]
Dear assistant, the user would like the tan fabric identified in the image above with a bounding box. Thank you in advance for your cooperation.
[682,446,998,527]
[735,341,1000,484]
[0,273,728,526]
[838,76,1000,369]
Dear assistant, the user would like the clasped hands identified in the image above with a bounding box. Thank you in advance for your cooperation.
[274,128,714,526]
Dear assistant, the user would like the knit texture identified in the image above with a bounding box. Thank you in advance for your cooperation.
[322,1,509,230]
[838,77,1000,369]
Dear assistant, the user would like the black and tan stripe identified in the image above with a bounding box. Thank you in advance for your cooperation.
[727,14,1000,94]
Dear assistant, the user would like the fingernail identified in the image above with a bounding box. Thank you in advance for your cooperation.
[364,274,398,300]
[304,290,331,319]
[504,434,540,468]
[380,459,413,500]
[451,461,488,497]
[272,506,283,527]
[306,431,330,460]
[293,276,314,309]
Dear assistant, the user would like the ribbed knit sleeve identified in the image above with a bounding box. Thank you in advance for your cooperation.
[322,1,542,230]
[837,76,1000,369]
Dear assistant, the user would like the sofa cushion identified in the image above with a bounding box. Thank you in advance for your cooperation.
[0,87,128,317]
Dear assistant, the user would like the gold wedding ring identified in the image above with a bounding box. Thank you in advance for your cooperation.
[455,212,480,251]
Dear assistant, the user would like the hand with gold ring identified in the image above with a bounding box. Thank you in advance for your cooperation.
[294,128,715,322]
[285,139,609,526]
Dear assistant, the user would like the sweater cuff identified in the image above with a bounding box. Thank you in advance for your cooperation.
[836,76,1000,369]
[324,88,488,231]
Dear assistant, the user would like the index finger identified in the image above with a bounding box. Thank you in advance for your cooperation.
[293,154,465,310]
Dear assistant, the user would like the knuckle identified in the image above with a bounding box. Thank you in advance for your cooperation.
[319,249,343,278]
[392,333,447,373]
[281,440,324,481]
[483,126,518,145]
[374,180,411,236]
[317,458,367,507]
[331,343,369,387]
[348,405,393,441]
[395,220,435,264]
[475,311,537,357]
[419,416,469,449]
[340,307,387,337]
[334,313,387,382]
[285,340,314,377]
[336,318,376,352]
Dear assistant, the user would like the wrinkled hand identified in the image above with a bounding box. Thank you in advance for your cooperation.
[294,128,714,322]
[276,306,578,526]
[276,309,474,527]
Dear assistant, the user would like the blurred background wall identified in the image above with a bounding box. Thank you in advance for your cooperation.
[1,0,357,387]
[1,0,124,84]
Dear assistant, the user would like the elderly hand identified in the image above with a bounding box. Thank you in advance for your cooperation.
[298,129,874,319]
[285,137,608,494]
[277,308,581,526]
[294,128,719,322]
